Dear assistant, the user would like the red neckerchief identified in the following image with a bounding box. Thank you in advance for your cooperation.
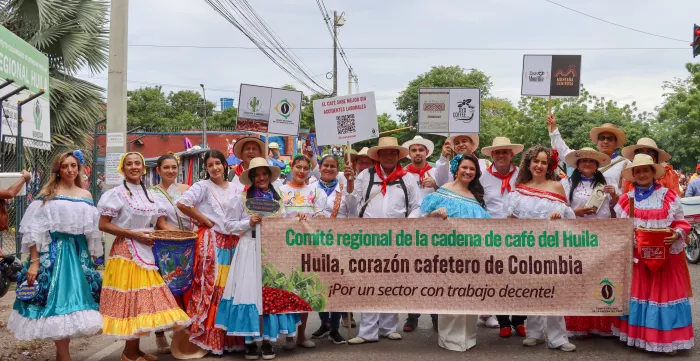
[487,163,516,194]
[375,162,407,195]
[405,163,433,186]
[235,163,250,191]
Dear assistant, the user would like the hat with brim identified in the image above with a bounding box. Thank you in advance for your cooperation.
[621,138,671,163]
[621,154,666,181]
[239,157,281,186]
[589,123,627,149]
[564,147,611,168]
[447,134,480,153]
[171,330,209,359]
[481,137,523,158]
[350,147,372,163]
[402,135,434,159]
[268,142,279,150]
[234,136,267,159]
[367,137,409,161]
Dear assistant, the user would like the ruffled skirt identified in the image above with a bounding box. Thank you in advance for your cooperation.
[100,237,191,339]
[8,233,103,341]
[565,316,615,337]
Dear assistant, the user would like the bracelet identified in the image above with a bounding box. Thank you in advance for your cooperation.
[29,258,40,264]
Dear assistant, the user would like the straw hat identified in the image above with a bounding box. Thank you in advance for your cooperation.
[402,135,434,159]
[564,147,611,168]
[621,138,671,163]
[171,330,209,359]
[481,137,524,158]
[234,136,266,159]
[367,137,409,161]
[350,147,371,163]
[621,154,666,181]
[589,123,626,148]
[268,142,279,150]
[446,134,479,152]
[239,157,281,186]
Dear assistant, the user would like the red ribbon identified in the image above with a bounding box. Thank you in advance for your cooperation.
[375,162,407,195]
[405,163,433,186]
[487,163,516,194]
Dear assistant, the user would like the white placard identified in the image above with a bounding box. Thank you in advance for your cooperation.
[106,132,125,148]
[417,88,450,134]
[236,84,302,136]
[417,88,481,135]
[521,55,553,97]
[312,91,379,146]
[105,153,123,186]
[269,88,303,136]
[448,88,481,134]
[0,173,26,196]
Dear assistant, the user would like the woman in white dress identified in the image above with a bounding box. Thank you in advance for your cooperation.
[176,149,245,354]
[8,151,103,361]
[506,146,576,352]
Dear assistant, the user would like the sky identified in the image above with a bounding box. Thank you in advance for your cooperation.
[78,0,700,121]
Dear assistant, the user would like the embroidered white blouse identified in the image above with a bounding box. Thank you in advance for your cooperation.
[178,179,240,235]
[506,185,576,220]
[311,181,355,218]
[97,183,165,231]
[560,177,617,219]
[152,183,193,230]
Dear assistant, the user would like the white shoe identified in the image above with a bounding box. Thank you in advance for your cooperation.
[557,342,576,352]
[523,337,544,347]
[348,337,377,345]
[297,340,315,348]
[479,315,499,328]
[384,332,402,340]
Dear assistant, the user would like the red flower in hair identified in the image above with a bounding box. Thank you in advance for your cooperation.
[549,149,559,172]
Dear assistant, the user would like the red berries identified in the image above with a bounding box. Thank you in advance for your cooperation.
[262,286,312,314]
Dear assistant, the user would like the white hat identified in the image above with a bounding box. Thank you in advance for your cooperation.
[171,330,209,359]
[234,136,266,159]
[481,137,523,158]
[564,147,611,168]
[268,142,280,150]
[402,135,434,159]
[367,137,409,161]
[621,138,670,163]
[239,157,281,186]
[446,134,479,152]
[589,123,626,149]
[621,154,666,181]
[350,147,372,163]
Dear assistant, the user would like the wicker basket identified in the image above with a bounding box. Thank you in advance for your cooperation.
[151,230,198,241]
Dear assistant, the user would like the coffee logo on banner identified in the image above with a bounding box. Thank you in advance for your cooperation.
[553,65,577,87]
[594,278,617,306]
[528,69,549,83]
[423,101,446,112]
[274,98,297,119]
[453,99,475,123]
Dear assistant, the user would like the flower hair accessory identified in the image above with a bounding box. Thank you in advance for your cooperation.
[549,148,559,172]
[72,149,85,165]
[449,154,465,177]
[167,151,180,164]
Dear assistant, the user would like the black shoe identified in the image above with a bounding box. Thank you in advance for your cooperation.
[328,329,346,344]
[261,343,276,360]
[403,316,419,332]
[245,343,259,360]
[312,323,331,339]
[432,317,438,331]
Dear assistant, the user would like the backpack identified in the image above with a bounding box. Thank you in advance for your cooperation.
[359,167,409,218]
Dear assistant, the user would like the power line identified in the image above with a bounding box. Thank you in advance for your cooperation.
[75,74,240,93]
[314,1,358,84]
[128,44,689,51]
[543,0,688,43]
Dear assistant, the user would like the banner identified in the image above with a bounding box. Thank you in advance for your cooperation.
[521,54,582,97]
[236,84,302,136]
[417,88,481,134]
[312,91,378,146]
[261,218,633,315]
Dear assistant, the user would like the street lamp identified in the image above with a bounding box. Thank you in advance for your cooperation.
[200,84,207,148]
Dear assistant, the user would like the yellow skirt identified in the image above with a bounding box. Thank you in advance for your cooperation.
[99,238,191,339]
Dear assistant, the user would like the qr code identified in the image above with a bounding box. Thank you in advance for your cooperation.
[336,114,356,134]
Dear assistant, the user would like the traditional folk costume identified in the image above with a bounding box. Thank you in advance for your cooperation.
[98,183,190,339]
[612,155,693,353]
[152,183,193,231]
[215,158,301,343]
[620,138,680,198]
[8,196,103,341]
[178,179,244,354]
[506,184,575,349]
[420,187,491,351]
[434,134,488,188]
[559,148,618,337]
[346,137,422,345]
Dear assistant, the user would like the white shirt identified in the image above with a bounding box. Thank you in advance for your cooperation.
[481,164,519,219]
[404,167,437,203]
[434,155,488,187]
[178,179,240,234]
[560,177,616,219]
[348,167,421,219]
[311,181,356,218]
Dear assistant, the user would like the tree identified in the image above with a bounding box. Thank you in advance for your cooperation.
[209,106,237,129]
[127,86,170,129]
[2,0,109,148]
[125,87,218,130]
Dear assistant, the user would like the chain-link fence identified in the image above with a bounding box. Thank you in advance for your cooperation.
[0,135,100,257]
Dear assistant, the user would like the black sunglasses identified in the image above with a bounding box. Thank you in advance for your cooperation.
[597,135,616,143]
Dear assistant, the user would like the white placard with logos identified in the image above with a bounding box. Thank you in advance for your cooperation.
[448,88,481,134]
[417,88,481,135]
[236,84,302,136]
[107,132,125,148]
[521,55,553,97]
[105,153,123,186]
[312,91,379,146]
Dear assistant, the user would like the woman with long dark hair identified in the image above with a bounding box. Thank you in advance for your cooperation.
[419,153,490,352]
[8,151,103,361]
[97,152,189,361]
[177,149,245,354]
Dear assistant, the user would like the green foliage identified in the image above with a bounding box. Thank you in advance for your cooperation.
[262,263,328,312]
[126,86,226,130]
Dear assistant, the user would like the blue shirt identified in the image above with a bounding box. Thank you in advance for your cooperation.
[686,178,700,198]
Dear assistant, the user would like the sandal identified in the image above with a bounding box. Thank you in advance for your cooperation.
[120,355,146,361]
[156,335,171,355]
[142,355,159,361]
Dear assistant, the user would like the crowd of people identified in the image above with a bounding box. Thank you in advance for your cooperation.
[4,114,696,360]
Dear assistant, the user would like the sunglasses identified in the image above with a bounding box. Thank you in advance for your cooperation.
[597,135,616,143]
[634,148,658,157]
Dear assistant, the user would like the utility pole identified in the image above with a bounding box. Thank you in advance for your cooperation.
[200,84,207,148]
[332,11,345,97]
[348,70,352,95]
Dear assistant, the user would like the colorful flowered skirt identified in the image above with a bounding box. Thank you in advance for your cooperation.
[215,234,301,342]
[612,249,694,352]
[8,233,103,340]
[100,237,191,339]
[183,227,244,354]
[565,316,615,337]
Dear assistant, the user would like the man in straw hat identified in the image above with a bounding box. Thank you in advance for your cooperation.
[230,135,267,186]
[435,134,487,188]
[400,135,438,333]
[620,138,679,194]
[479,137,529,336]
[347,137,422,345]
[351,147,374,175]
[547,115,628,190]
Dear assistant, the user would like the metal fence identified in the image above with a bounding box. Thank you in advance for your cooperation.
[0,135,102,257]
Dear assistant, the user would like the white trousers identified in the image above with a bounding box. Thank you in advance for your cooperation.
[526,316,569,348]
[438,314,477,352]
[357,313,398,341]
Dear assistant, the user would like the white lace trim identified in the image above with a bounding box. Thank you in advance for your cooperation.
[625,337,694,352]
[7,309,103,341]
[506,190,575,219]
[630,297,690,307]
